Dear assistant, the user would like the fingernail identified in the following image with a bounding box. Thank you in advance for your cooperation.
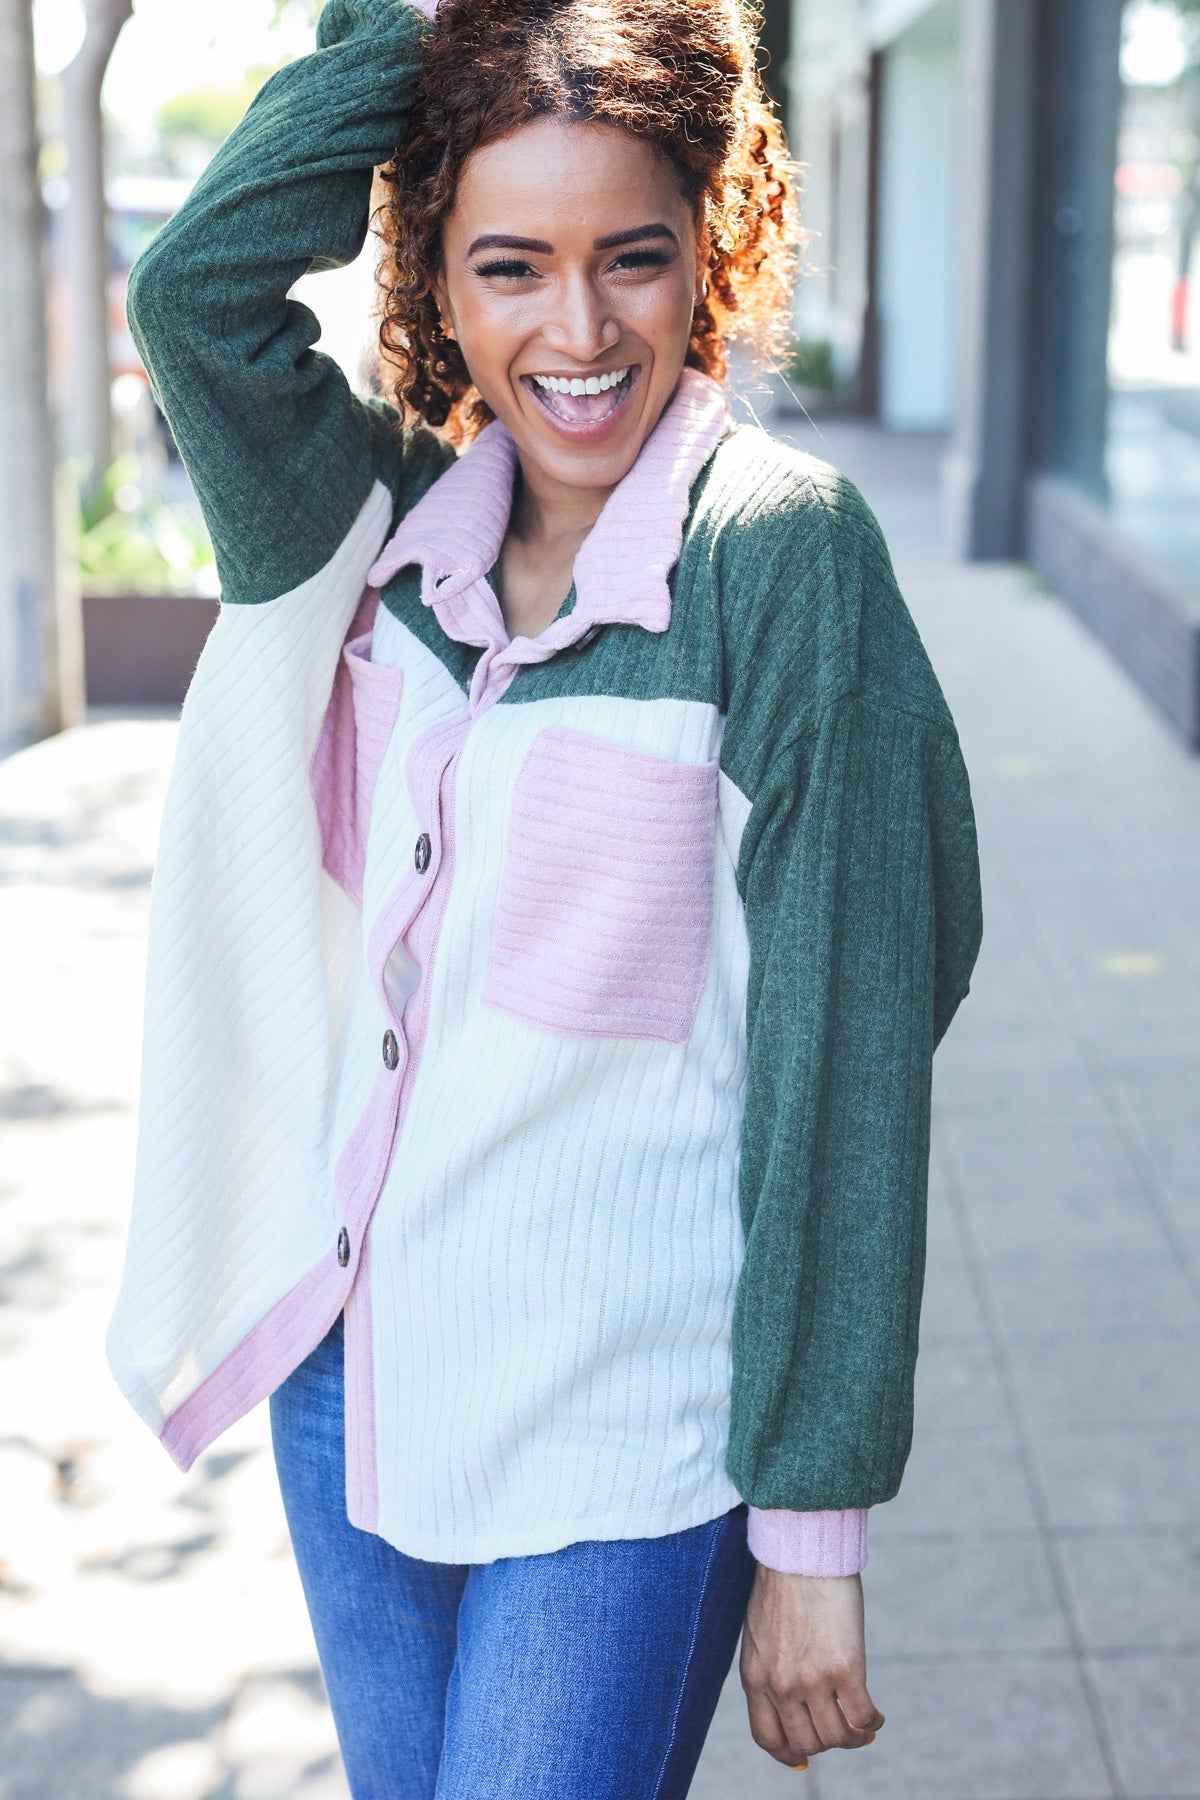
[789,1762,809,1772]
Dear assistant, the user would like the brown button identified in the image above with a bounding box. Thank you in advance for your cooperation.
[414,832,432,874]
[337,1227,350,1268]
[382,1029,400,1071]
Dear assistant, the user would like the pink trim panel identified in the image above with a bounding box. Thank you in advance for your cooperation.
[482,726,719,1044]
[310,587,405,904]
[159,1251,347,1472]
[746,1507,869,1577]
[343,1231,378,1532]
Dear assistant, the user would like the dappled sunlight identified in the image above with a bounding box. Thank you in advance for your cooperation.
[0,715,346,1799]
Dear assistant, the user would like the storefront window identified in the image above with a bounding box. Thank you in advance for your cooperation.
[1105,0,1200,591]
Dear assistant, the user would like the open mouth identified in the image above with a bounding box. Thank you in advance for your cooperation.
[522,365,639,433]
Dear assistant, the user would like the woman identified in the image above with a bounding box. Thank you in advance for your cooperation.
[106,0,983,1793]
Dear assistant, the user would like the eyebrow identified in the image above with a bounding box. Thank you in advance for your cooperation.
[467,233,554,256]
[593,224,678,251]
[466,223,679,257]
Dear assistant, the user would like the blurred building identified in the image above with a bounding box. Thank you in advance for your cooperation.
[779,0,1200,749]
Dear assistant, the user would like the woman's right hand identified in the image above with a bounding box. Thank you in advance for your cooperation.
[740,1566,885,1769]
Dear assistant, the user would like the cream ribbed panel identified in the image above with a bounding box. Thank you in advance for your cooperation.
[106,484,393,1428]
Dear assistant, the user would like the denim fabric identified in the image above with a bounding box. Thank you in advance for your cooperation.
[270,1316,757,1799]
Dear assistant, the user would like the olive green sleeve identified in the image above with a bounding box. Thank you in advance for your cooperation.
[726,697,983,1511]
[125,0,452,605]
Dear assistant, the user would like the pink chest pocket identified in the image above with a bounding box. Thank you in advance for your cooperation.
[481,725,720,1045]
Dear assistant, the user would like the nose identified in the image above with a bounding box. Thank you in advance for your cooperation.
[541,271,620,363]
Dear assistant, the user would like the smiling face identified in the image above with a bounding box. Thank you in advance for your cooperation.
[434,115,705,504]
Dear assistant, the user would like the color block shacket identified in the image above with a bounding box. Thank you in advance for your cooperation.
[105,0,983,1573]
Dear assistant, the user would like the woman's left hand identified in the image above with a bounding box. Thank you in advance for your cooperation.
[740,1566,885,1769]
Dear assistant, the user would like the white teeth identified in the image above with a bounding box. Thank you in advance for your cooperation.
[531,367,630,395]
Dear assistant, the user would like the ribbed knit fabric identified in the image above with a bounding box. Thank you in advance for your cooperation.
[107,0,984,1573]
[747,1507,868,1579]
[480,724,719,1043]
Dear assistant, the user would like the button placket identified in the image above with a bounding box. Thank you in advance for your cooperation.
[349,724,461,1288]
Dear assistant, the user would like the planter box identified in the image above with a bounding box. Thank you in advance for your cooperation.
[83,591,218,707]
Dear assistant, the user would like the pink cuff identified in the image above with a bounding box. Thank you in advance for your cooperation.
[406,0,440,18]
[746,1507,869,1576]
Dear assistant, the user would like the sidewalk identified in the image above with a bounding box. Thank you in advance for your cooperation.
[2,409,1198,1800]
[0,717,346,1799]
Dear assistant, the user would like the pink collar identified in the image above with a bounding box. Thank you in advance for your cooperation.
[366,368,731,673]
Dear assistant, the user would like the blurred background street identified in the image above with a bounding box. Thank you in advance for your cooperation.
[1,0,1199,1796]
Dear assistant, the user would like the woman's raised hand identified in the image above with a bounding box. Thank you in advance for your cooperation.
[740,1567,886,1770]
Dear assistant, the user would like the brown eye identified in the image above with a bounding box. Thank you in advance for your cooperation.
[611,249,674,272]
[473,258,539,279]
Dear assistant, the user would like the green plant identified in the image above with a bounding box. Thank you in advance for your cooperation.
[78,458,217,596]
[784,337,837,393]
[156,65,287,164]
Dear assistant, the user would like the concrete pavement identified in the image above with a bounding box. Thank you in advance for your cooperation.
[1,408,1198,1798]
[0,715,348,1799]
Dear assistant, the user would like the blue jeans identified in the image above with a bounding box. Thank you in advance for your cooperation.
[269,1316,756,1799]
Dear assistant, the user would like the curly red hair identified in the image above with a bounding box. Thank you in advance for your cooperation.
[376,0,803,442]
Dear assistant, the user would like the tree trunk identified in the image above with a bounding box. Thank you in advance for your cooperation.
[62,0,134,492]
[0,0,72,742]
